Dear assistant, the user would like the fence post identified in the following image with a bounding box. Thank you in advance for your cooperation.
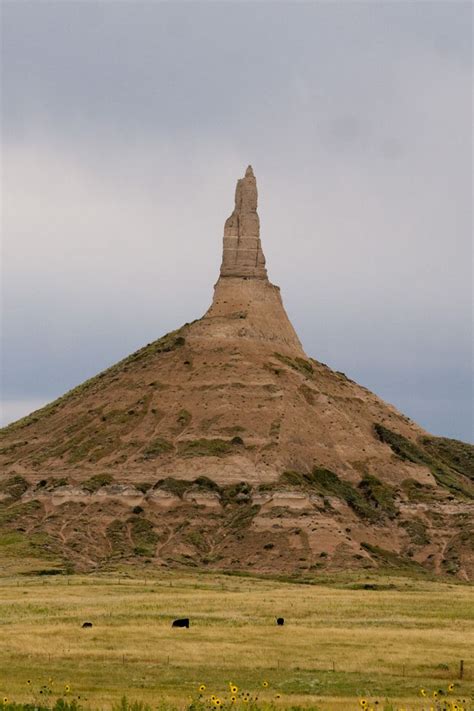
[459,660,464,679]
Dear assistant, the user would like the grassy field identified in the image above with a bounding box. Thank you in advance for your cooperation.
[0,570,472,710]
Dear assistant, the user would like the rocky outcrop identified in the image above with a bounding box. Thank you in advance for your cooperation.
[220,165,267,279]
[1,165,473,580]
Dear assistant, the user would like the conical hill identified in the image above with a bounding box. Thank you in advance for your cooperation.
[1,167,473,579]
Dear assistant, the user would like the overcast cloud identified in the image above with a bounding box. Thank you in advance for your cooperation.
[1,1,472,442]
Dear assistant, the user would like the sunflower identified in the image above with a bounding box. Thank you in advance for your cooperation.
[3,698,8,705]
[65,685,71,694]
[359,700,368,708]
[433,691,438,698]
[448,683,455,692]
[230,697,237,704]
[230,685,238,694]
[420,689,427,697]
[210,695,216,702]
[262,680,269,688]
[215,700,222,707]
[199,685,206,693]
[275,694,281,700]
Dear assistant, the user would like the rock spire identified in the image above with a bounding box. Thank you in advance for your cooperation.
[220,165,268,279]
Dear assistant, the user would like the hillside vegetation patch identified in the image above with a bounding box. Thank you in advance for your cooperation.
[178,438,234,458]
[143,437,174,459]
[280,468,397,522]
[0,475,28,501]
[82,473,114,493]
[274,352,314,378]
[374,423,474,499]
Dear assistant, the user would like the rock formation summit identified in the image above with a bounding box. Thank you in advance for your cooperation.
[198,165,304,358]
[1,167,473,579]
[220,165,267,279]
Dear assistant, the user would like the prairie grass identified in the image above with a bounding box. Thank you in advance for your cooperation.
[0,572,472,709]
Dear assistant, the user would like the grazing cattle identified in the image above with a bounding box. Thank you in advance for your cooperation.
[276,617,284,626]
[81,622,93,628]
[172,618,190,628]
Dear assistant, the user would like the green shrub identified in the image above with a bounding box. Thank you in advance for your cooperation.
[358,474,397,519]
[129,518,159,556]
[0,474,28,500]
[154,477,189,498]
[400,518,430,545]
[274,352,314,377]
[193,476,221,492]
[177,409,192,427]
[221,481,252,506]
[143,437,174,459]
[421,435,474,481]
[280,468,378,521]
[82,473,114,492]
[400,478,437,502]
[135,481,153,493]
[360,542,426,572]
[374,423,474,499]
[178,439,233,458]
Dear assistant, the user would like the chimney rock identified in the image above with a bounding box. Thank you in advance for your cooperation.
[220,165,268,279]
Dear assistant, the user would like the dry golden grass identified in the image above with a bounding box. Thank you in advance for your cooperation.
[0,571,472,709]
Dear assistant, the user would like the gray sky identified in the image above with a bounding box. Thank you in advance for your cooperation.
[1,1,472,442]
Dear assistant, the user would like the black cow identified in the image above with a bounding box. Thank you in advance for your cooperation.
[276,617,284,626]
[82,622,93,628]
[172,617,190,628]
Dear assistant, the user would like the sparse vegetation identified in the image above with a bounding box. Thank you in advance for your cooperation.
[421,435,474,482]
[129,517,159,556]
[0,475,28,501]
[400,518,431,546]
[374,424,474,499]
[193,476,221,493]
[177,439,233,458]
[357,474,397,519]
[177,410,192,427]
[360,542,426,572]
[280,468,381,522]
[221,482,252,507]
[400,478,438,503]
[143,438,174,459]
[273,353,314,377]
[135,482,153,494]
[82,473,114,493]
[154,477,190,498]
